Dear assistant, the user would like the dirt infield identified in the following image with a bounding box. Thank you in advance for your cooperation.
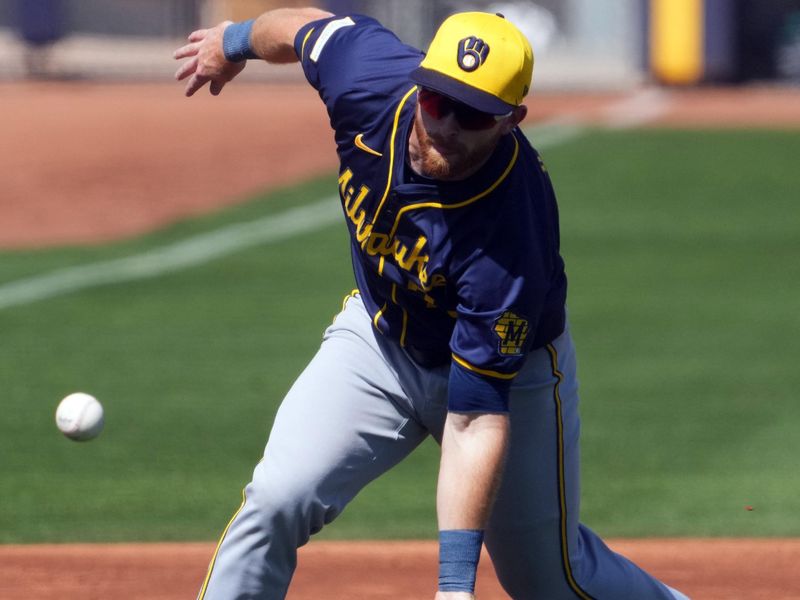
[1,539,799,599]
[3,82,800,598]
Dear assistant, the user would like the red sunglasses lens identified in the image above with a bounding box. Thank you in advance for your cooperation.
[418,89,446,119]
[418,89,498,131]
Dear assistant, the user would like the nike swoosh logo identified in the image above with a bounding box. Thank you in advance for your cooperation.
[354,133,383,157]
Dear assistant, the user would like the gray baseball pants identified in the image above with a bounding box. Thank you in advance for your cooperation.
[197,294,687,599]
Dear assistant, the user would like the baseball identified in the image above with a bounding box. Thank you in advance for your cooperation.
[55,392,105,441]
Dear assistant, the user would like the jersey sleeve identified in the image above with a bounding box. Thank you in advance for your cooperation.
[447,170,563,413]
[447,252,545,413]
[293,15,423,134]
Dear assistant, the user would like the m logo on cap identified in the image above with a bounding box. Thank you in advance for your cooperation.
[457,36,490,72]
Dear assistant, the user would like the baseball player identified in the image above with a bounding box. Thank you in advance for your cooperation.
[174,7,691,600]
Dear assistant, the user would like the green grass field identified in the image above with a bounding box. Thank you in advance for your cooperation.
[1,128,798,543]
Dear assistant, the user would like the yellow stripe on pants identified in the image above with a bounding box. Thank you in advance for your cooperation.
[546,343,597,600]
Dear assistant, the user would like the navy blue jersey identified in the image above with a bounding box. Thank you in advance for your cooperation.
[295,15,567,412]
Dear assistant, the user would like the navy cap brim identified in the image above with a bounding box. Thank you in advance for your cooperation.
[410,66,516,115]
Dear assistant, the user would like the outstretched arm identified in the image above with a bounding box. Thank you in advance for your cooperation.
[435,411,510,600]
[173,7,333,97]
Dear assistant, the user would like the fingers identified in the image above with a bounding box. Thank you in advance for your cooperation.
[173,42,200,61]
[184,73,210,97]
[174,56,198,81]
[187,29,208,43]
[173,26,211,62]
[177,22,238,98]
[182,72,230,97]
[209,80,225,96]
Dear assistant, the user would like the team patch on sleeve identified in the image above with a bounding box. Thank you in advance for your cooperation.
[494,311,530,355]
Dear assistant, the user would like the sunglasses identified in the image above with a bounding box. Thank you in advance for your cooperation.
[417,88,511,131]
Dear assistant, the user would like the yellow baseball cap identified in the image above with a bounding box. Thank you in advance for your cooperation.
[410,12,534,115]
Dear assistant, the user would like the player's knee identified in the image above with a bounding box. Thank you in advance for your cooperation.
[243,464,339,539]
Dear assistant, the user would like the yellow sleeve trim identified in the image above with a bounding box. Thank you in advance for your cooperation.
[451,354,518,380]
[300,27,315,62]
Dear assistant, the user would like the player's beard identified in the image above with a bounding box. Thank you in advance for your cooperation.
[411,112,499,181]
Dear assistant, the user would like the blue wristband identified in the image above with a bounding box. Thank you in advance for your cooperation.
[438,529,484,593]
[223,20,257,62]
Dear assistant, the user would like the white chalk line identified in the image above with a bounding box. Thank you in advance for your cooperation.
[525,115,587,149]
[0,197,341,310]
[0,89,671,311]
[524,87,672,146]
[602,88,673,129]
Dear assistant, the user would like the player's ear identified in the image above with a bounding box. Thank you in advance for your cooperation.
[501,105,527,134]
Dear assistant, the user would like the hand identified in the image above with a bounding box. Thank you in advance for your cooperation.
[435,593,475,600]
[173,21,247,97]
